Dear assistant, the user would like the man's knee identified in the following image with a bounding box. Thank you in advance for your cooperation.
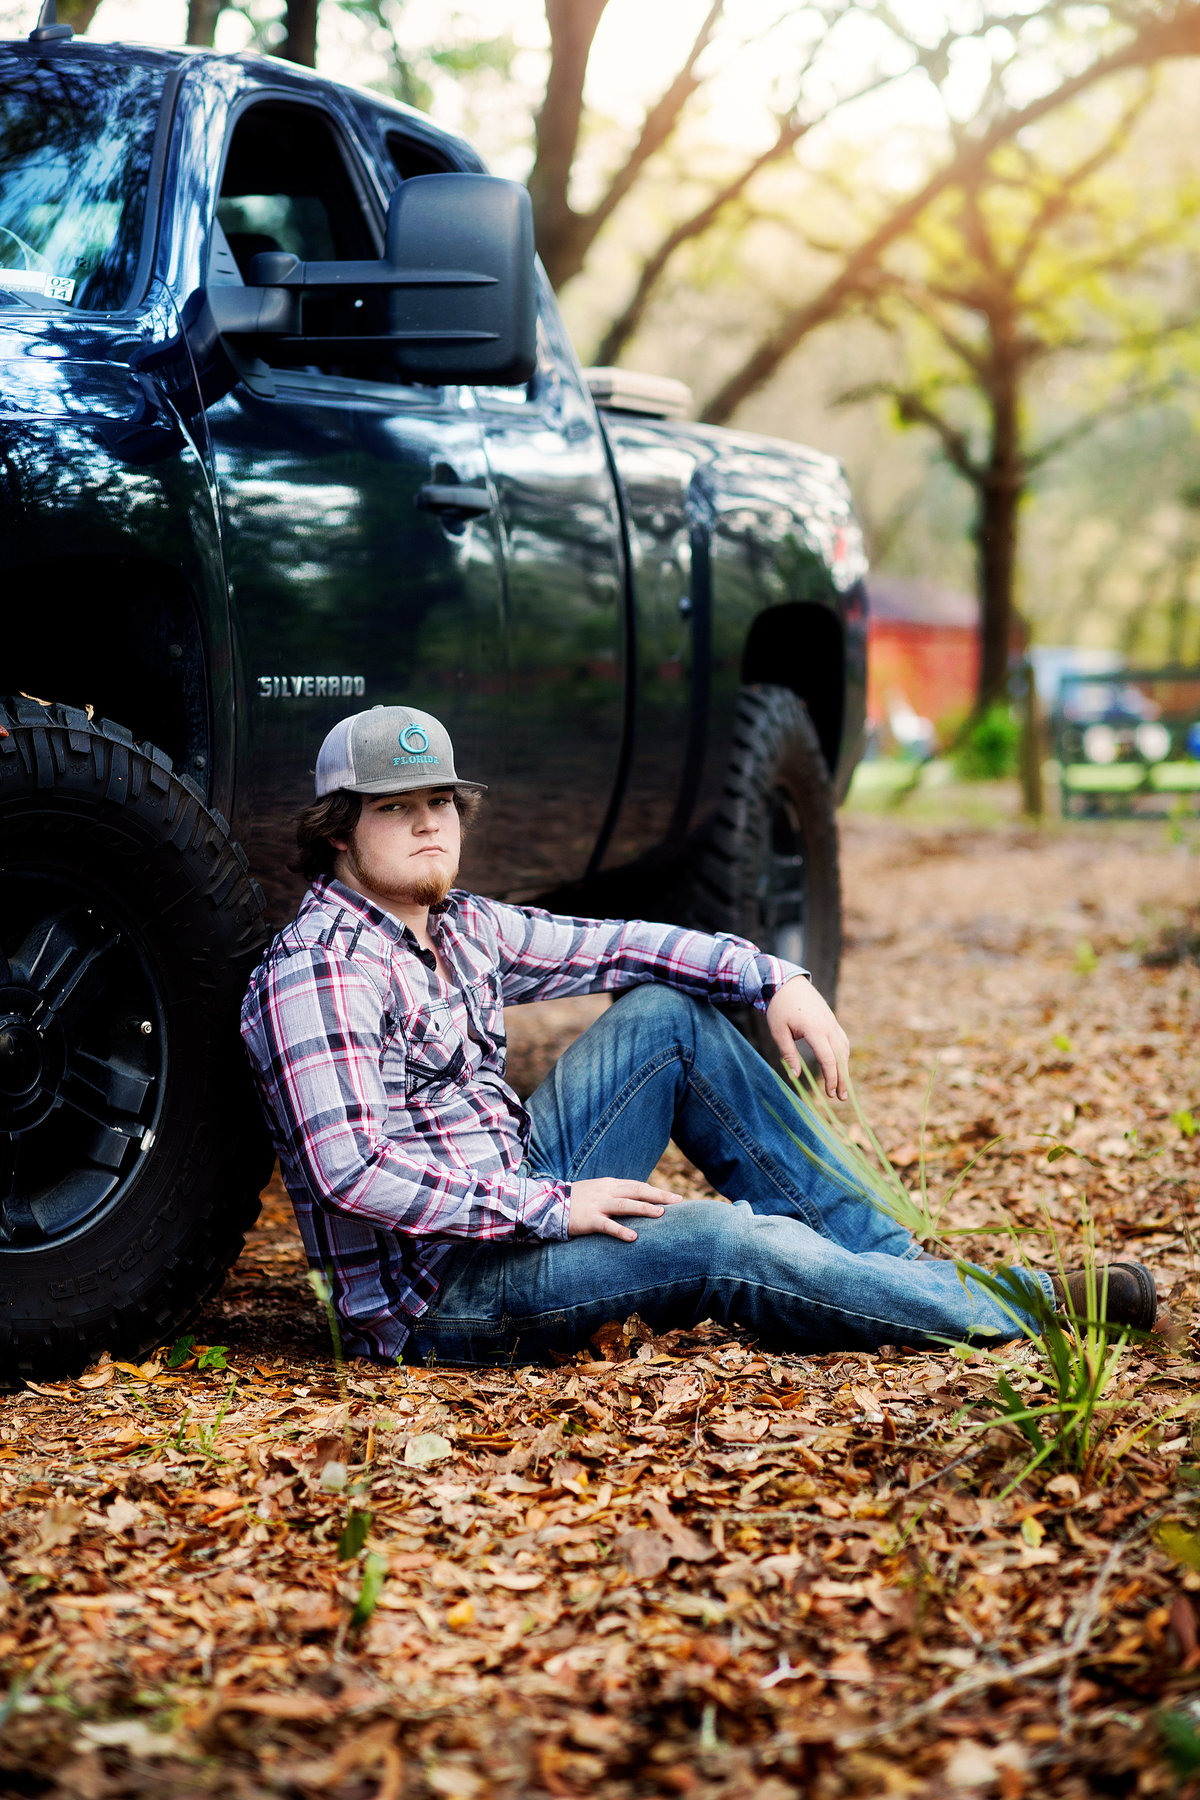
[612,982,703,1042]
[655,1197,754,1266]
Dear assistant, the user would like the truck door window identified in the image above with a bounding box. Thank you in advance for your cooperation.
[217,101,372,272]
[383,130,454,182]
[215,100,382,374]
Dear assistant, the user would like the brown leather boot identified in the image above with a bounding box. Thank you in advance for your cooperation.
[1049,1262,1157,1330]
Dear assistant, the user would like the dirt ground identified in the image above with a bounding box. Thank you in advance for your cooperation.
[2,803,1200,1799]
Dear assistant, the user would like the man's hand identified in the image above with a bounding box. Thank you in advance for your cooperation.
[567,1178,689,1243]
[766,974,850,1100]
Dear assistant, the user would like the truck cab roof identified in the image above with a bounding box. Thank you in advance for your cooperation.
[0,33,484,170]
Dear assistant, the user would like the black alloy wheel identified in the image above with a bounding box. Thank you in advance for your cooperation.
[0,879,166,1247]
[0,699,273,1380]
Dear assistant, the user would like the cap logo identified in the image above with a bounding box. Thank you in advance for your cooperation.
[392,718,440,771]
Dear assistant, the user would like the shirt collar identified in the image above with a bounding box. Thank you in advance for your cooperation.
[309,875,461,952]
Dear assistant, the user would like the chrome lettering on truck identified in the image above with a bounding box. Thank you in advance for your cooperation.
[257,676,366,699]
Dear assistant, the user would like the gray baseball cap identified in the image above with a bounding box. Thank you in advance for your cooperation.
[314,706,486,798]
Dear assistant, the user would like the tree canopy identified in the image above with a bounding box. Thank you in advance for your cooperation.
[841,89,1200,701]
[17,0,1200,668]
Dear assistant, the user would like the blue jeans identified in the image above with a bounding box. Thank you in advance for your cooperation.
[404,986,1052,1364]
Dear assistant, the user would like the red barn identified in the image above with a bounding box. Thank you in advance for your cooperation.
[866,574,980,741]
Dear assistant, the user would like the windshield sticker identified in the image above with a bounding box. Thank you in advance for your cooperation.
[0,269,75,302]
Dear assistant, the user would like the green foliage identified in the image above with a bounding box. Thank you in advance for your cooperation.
[854,91,1200,696]
[1157,1518,1200,1572]
[350,1553,388,1630]
[775,1058,1012,1246]
[163,1337,227,1371]
[995,1370,1047,1454]
[953,705,1020,780]
[970,1252,1130,1488]
[1074,939,1098,976]
[1171,1108,1198,1138]
[170,1381,240,1462]
[337,1508,373,1561]
[1160,1705,1200,1778]
[770,1064,1132,1487]
[317,1,516,113]
[307,1268,345,1377]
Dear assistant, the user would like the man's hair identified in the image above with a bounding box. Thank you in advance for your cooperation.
[292,788,482,882]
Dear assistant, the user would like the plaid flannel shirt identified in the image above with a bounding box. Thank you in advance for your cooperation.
[240,876,806,1360]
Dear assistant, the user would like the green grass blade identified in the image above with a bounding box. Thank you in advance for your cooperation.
[350,1552,388,1629]
[995,1373,1048,1451]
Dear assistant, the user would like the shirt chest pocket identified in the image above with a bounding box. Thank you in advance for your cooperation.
[399,1002,467,1094]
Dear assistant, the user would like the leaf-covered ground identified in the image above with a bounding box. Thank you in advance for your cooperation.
[3,810,1200,1799]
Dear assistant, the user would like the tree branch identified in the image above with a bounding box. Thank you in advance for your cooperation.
[836,1509,1159,1755]
[579,0,726,252]
[526,0,611,286]
[700,3,1200,423]
[842,380,982,481]
[593,59,904,364]
[1026,375,1184,469]
[1008,80,1156,283]
[593,124,804,365]
[530,0,728,290]
[866,275,994,381]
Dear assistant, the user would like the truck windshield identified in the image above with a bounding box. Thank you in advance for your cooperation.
[0,58,164,313]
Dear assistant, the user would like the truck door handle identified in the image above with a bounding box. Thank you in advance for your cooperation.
[416,483,493,518]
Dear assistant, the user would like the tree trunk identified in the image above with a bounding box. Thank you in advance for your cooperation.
[975,379,1024,709]
[282,0,320,67]
[1018,659,1045,819]
[58,0,104,31]
[185,0,222,46]
[527,0,610,287]
[976,478,1020,707]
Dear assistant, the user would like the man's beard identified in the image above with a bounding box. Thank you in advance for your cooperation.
[407,867,456,906]
[343,842,458,908]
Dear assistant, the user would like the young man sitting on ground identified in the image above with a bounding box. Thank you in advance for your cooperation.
[240,705,1158,1366]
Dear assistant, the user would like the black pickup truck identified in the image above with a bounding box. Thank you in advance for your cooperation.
[0,25,868,1377]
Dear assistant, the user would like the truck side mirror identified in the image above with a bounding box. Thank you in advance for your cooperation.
[385,174,537,385]
[202,173,537,386]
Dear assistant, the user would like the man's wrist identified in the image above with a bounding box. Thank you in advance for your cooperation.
[518,1171,571,1241]
[754,957,810,1012]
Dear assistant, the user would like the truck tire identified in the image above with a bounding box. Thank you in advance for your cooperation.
[0,698,272,1381]
[686,684,842,1061]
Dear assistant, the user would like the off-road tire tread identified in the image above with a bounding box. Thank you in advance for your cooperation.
[684,685,842,1056]
[0,698,270,1380]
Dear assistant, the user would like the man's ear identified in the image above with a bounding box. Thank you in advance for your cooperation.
[328,834,351,853]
